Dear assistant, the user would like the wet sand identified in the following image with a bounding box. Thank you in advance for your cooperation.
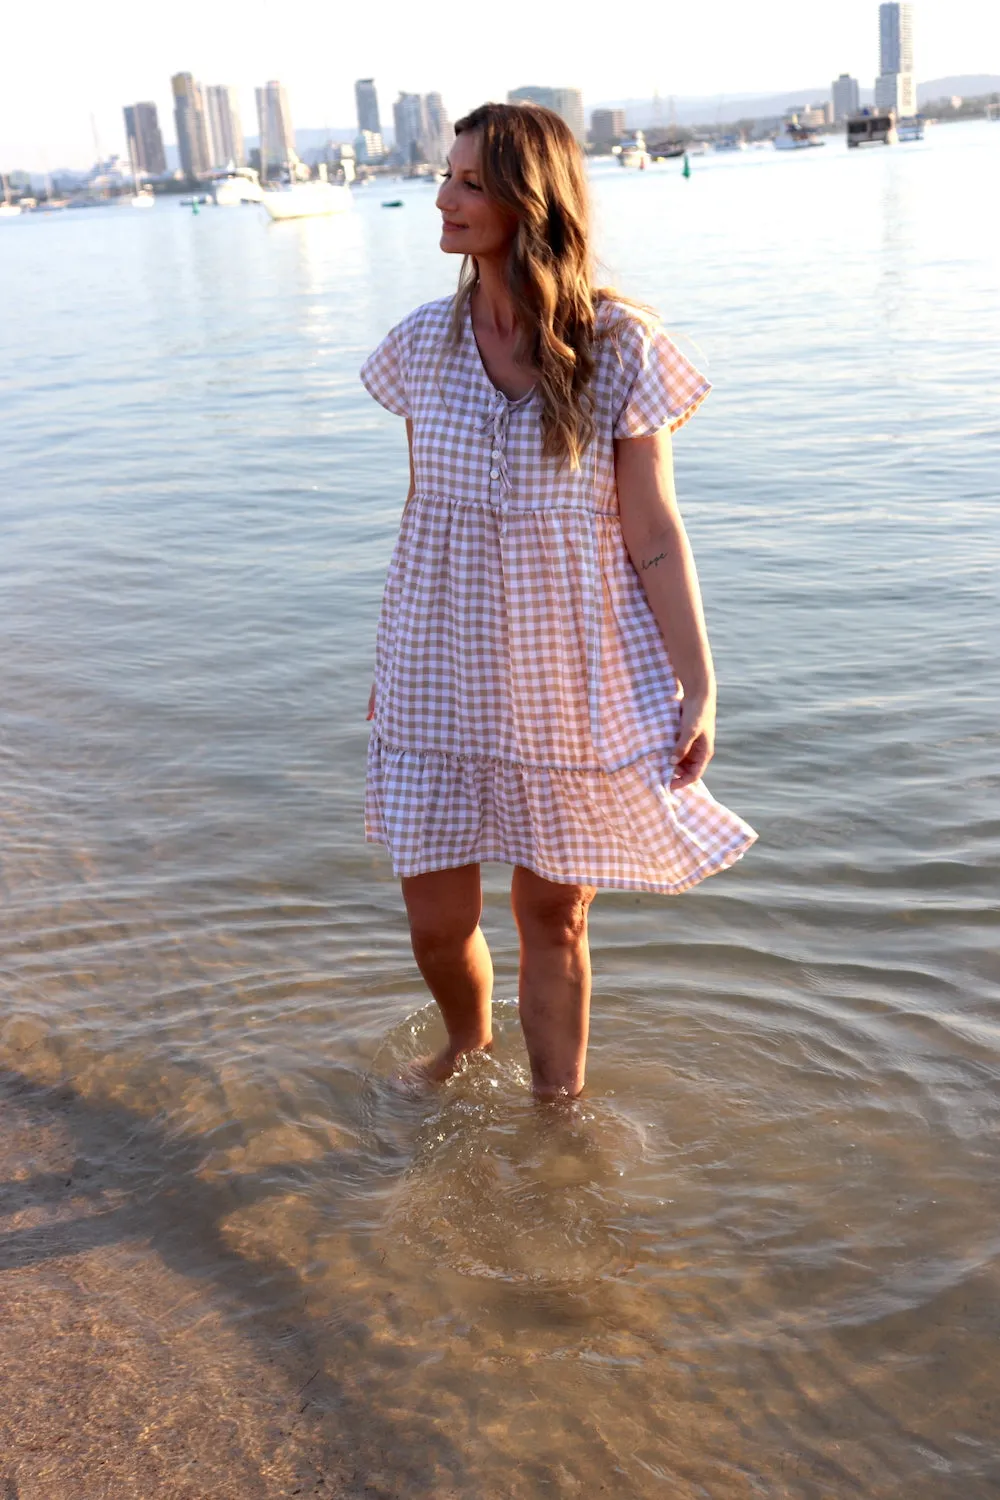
[0,1067,447,1500]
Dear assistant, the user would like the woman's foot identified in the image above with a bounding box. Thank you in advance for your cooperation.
[389,1039,493,1096]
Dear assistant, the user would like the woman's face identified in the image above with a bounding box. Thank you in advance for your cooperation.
[436,131,516,260]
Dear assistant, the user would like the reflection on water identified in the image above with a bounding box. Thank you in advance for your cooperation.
[1,122,999,1496]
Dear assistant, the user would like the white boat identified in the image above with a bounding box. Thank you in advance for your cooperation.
[616,131,652,170]
[896,118,926,142]
[213,167,265,206]
[127,139,155,207]
[774,121,826,151]
[714,133,746,152]
[261,179,352,220]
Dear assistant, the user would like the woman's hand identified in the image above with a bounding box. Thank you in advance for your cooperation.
[671,689,716,791]
[366,682,375,721]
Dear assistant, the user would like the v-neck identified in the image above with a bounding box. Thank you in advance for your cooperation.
[464,300,536,407]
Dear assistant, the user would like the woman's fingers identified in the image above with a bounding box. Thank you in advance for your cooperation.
[670,730,713,791]
[366,682,376,720]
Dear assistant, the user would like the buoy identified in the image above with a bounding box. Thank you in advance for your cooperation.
[682,153,691,179]
[192,200,199,214]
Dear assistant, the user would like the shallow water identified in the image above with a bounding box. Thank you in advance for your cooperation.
[1,121,999,1496]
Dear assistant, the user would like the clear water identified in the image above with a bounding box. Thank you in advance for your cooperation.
[1,122,998,1497]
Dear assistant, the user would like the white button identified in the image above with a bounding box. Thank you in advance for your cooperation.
[489,468,500,480]
[491,448,501,460]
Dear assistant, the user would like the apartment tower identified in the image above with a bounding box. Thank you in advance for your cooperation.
[255,80,295,175]
[171,73,212,179]
[205,85,245,169]
[123,102,166,174]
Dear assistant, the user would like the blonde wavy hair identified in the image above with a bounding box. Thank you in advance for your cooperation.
[448,102,643,471]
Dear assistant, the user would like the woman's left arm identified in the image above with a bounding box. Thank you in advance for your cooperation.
[614,427,716,791]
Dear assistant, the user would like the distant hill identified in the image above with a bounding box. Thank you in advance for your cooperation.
[590,75,1000,128]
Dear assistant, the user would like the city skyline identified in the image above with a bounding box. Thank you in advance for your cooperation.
[2,0,998,169]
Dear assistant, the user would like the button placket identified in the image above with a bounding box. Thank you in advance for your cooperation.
[482,393,513,537]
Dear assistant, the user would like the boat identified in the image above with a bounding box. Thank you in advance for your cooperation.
[127,139,155,207]
[714,133,746,152]
[212,167,265,206]
[615,131,652,169]
[381,199,404,208]
[896,117,926,142]
[774,121,826,150]
[261,179,352,220]
[846,111,898,148]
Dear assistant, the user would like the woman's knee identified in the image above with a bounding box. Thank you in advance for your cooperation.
[511,868,597,946]
[402,863,482,954]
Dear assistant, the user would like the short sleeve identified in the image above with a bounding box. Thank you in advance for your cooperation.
[360,318,411,417]
[611,316,712,439]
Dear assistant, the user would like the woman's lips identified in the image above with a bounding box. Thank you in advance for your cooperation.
[442,220,465,231]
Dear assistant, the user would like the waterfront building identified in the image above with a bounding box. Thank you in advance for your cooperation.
[876,1,916,117]
[171,73,212,180]
[354,130,386,165]
[256,80,295,175]
[355,78,381,137]
[590,108,626,148]
[832,73,861,122]
[507,85,586,143]
[424,92,451,165]
[205,85,245,169]
[123,102,166,175]
[393,92,429,165]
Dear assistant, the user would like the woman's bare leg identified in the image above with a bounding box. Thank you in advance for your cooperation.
[510,866,598,1100]
[400,863,493,1082]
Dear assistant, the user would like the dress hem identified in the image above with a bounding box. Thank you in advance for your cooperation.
[363,825,757,896]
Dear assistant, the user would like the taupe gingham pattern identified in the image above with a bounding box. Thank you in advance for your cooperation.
[359,297,758,892]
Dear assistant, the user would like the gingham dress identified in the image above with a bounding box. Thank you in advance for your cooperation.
[359,295,757,892]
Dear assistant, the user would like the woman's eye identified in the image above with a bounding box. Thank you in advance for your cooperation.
[466,181,482,192]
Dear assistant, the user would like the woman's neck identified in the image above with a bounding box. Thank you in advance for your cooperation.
[470,256,516,338]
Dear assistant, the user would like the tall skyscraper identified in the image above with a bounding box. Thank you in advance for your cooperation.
[507,86,586,144]
[424,93,451,165]
[205,85,245,169]
[590,108,626,148]
[355,78,381,136]
[123,102,166,175]
[393,92,429,165]
[255,81,295,174]
[171,72,212,180]
[875,2,916,117]
[831,73,861,122]
[880,1,914,73]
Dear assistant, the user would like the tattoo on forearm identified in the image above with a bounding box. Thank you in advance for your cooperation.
[641,551,668,570]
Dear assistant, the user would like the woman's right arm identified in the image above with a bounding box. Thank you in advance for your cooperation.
[367,419,415,720]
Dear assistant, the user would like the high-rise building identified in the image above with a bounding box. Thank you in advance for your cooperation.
[876,2,916,117]
[256,80,295,174]
[355,78,381,136]
[590,108,626,148]
[880,1,913,73]
[205,85,245,169]
[354,130,386,165]
[424,93,451,165]
[171,73,212,179]
[832,73,861,122]
[507,86,586,144]
[123,102,166,175]
[393,92,429,165]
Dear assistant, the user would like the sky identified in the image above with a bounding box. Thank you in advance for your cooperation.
[4,0,999,169]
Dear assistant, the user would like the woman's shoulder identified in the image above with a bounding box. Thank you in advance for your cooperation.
[391,295,455,345]
[594,293,664,359]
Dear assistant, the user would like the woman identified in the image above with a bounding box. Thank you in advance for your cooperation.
[360,102,756,1101]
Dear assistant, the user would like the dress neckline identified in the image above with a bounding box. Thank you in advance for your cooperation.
[464,299,536,408]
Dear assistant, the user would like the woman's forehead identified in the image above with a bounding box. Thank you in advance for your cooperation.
[448,132,481,170]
